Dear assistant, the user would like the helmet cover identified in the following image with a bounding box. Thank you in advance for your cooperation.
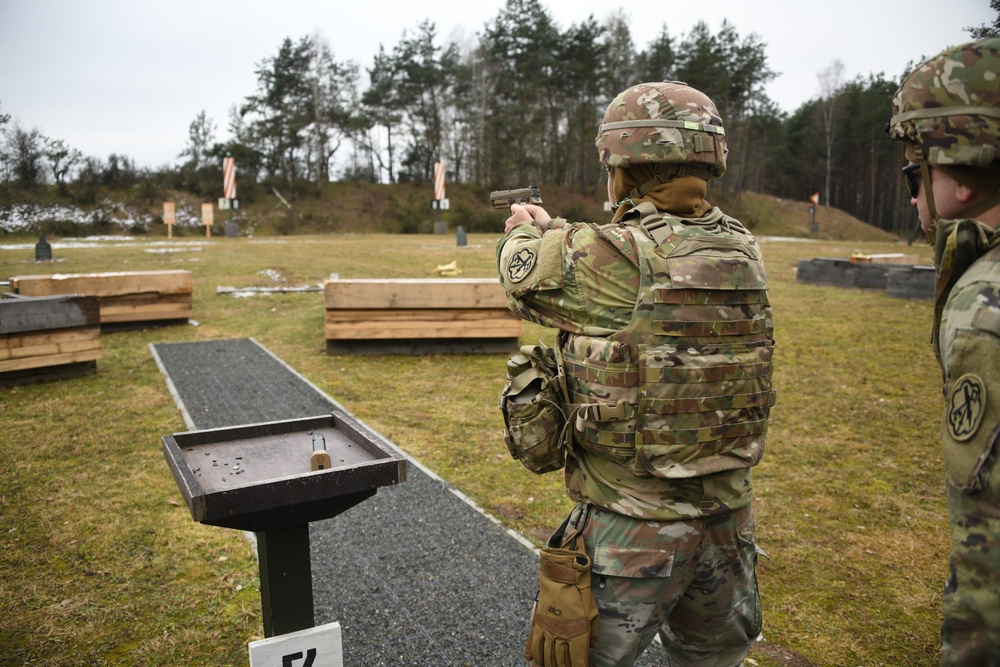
[595,81,728,177]
[887,37,1000,168]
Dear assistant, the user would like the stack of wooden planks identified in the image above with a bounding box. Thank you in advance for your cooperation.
[9,270,193,325]
[324,278,521,354]
[0,294,102,385]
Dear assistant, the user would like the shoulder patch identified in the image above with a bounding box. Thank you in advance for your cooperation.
[948,373,986,442]
[506,247,536,283]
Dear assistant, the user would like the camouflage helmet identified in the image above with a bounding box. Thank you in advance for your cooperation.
[595,81,728,177]
[887,37,1000,168]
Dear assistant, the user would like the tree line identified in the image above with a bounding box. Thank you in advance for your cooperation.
[3,0,997,235]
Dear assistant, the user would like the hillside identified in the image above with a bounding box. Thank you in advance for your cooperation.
[718,190,902,243]
[0,181,903,243]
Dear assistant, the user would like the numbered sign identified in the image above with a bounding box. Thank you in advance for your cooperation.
[248,622,343,667]
[163,202,175,239]
[201,203,214,238]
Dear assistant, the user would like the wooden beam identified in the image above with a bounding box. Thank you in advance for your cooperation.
[325,318,522,340]
[0,327,100,351]
[322,279,522,347]
[325,308,518,323]
[325,278,508,310]
[99,293,193,323]
[0,330,100,359]
[0,346,101,373]
[11,270,193,298]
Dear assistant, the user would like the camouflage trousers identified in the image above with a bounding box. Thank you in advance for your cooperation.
[941,484,1000,667]
[548,503,761,667]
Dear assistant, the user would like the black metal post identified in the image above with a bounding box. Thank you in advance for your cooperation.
[256,523,314,637]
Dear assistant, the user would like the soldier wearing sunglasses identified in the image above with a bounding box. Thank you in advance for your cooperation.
[887,38,1000,667]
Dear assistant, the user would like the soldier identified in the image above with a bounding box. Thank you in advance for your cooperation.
[497,82,775,667]
[886,38,1000,666]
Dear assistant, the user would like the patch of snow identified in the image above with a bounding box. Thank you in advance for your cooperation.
[144,247,203,254]
[256,268,285,283]
[0,203,157,233]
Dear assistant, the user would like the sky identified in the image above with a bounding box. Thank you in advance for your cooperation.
[0,0,994,170]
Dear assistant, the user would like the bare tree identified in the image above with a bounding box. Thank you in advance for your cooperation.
[179,110,217,169]
[44,138,81,189]
[818,59,845,207]
[3,120,45,187]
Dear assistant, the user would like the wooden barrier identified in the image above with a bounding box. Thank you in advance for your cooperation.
[324,278,521,354]
[9,270,193,326]
[0,294,101,385]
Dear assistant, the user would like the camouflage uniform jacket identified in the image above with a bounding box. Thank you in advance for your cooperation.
[932,218,1000,665]
[497,205,775,521]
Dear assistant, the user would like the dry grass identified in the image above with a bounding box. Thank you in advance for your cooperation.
[0,228,946,666]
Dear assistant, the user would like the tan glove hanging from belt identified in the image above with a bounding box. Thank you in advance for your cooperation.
[525,517,599,667]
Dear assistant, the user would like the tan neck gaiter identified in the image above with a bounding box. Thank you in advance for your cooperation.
[611,164,712,222]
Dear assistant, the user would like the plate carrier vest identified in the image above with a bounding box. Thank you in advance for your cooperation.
[562,202,775,480]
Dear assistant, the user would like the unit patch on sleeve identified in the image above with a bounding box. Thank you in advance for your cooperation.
[948,374,986,442]
[506,247,537,283]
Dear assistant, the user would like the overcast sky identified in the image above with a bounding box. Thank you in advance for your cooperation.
[0,0,994,169]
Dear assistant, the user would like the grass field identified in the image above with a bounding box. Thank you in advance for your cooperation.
[0,230,946,666]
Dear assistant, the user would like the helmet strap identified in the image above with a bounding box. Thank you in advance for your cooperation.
[921,161,941,229]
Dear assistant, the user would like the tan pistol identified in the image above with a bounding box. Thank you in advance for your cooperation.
[490,186,543,209]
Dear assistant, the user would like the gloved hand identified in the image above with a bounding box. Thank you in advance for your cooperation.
[524,546,599,667]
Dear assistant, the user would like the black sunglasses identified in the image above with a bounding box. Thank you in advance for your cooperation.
[902,162,921,198]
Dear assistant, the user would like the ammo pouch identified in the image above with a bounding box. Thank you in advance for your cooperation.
[499,341,570,474]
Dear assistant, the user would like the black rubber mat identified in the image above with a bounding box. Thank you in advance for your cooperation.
[151,338,336,429]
